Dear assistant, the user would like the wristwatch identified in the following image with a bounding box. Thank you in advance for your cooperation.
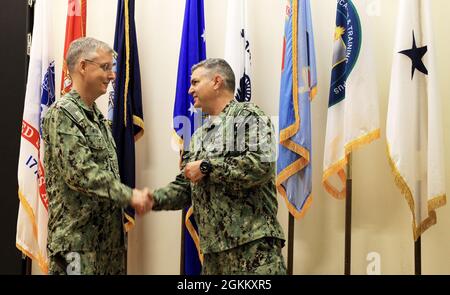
[199,159,212,175]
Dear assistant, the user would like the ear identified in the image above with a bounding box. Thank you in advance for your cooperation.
[79,59,87,75]
[213,74,223,90]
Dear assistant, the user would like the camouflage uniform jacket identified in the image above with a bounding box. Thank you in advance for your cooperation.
[153,100,285,254]
[42,90,132,256]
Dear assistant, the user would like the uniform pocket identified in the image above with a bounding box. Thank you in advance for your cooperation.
[85,133,106,151]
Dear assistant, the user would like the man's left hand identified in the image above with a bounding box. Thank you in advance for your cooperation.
[184,160,205,183]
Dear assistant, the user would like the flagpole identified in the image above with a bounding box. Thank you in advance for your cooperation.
[414,104,422,276]
[180,210,186,275]
[415,237,421,275]
[414,52,422,274]
[287,214,294,275]
[414,115,422,276]
[344,154,352,275]
[24,0,34,108]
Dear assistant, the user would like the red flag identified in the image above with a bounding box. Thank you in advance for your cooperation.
[61,0,86,95]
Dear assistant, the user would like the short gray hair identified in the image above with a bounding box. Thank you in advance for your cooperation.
[192,58,235,93]
[66,37,115,73]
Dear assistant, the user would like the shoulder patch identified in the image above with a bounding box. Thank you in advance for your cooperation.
[58,99,84,123]
[236,102,260,118]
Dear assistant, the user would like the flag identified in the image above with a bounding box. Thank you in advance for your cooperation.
[173,0,206,275]
[16,0,55,274]
[224,0,252,102]
[108,0,144,232]
[322,0,380,199]
[60,0,86,96]
[386,0,446,240]
[276,0,317,218]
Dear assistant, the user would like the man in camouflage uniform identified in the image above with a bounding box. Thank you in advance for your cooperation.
[42,37,151,275]
[151,58,286,274]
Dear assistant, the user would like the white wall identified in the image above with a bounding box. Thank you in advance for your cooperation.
[43,0,450,275]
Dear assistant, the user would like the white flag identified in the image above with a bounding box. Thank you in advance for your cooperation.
[323,0,380,199]
[224,0,252,102]
[16,0,55,274]
[386,0,446,240]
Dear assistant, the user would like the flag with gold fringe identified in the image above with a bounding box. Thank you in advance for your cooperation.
[16,0,55,274]
[108,0,144,232]
[277,0,317,218]
[322,0,380,199]
[386,0,446,240]
[172,0,206,275]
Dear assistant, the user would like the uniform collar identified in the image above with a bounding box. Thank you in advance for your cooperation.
[202,99,237,131]
[220,99,236,117]
[68,89,104,121]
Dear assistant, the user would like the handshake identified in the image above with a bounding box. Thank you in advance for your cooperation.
[130,188,154,215]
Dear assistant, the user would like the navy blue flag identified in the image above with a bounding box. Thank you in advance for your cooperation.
[109,0,144,232]
[173,0,206,275]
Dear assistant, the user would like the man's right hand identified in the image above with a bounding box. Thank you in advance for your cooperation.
[130,188,153,215]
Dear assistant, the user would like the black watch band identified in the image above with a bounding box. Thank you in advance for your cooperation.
[199,160,212,175]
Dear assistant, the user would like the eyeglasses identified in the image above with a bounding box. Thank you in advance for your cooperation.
[84,59,115,73]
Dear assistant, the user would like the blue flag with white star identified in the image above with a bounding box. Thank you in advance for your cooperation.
[173,0,206,275]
